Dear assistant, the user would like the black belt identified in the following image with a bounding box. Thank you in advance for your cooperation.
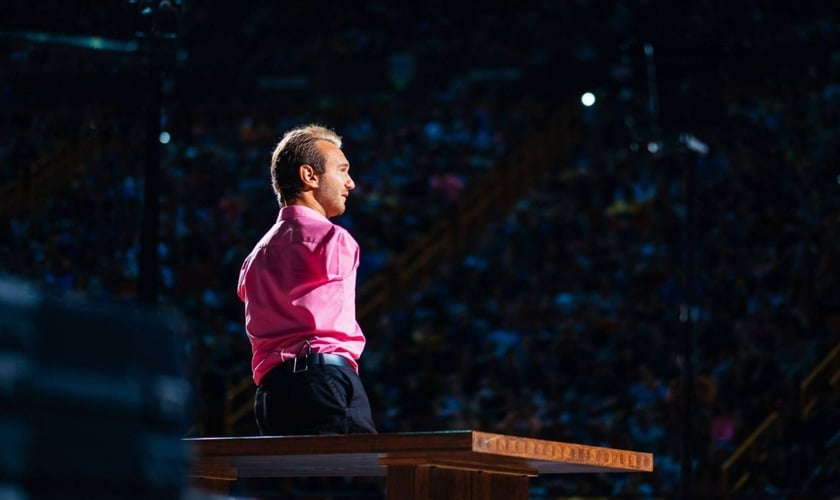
[279,353,352,374]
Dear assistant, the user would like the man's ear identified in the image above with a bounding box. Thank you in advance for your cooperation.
[299,164,319,189]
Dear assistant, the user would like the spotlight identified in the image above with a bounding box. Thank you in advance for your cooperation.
[680,133,709,155]
[580,92,596,107]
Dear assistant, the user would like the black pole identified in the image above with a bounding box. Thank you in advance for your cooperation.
[646,42,696,494]
[649,39,699,499]
[138,52,161,305]
[644,43,661,141]
[136,1,181,305]
[680,151,698,498]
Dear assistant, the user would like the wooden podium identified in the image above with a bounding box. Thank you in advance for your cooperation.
[186,430,653,499]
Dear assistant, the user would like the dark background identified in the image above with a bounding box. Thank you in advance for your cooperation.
[2,1,839,497]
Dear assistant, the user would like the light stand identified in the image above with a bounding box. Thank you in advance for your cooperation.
[135,0,181,305]
[643,43,710,500]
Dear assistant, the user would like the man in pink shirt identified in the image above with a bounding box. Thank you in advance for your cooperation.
[238,124,377,435]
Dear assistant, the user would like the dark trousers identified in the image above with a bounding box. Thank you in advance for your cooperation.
[254,362,377,436]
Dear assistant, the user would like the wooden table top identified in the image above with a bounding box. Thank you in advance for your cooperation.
[186,430,654,479]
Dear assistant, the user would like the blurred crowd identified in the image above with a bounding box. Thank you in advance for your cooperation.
[359,71,840,495]
[3,0,840,497]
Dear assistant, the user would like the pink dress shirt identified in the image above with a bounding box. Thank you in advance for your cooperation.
[238,205,365,385]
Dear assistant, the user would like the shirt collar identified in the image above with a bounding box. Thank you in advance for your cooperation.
[277,204,329,223]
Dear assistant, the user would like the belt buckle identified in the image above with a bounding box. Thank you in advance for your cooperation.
[292,356,308,373]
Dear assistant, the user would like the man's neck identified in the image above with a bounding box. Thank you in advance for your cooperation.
[291,196,326,218]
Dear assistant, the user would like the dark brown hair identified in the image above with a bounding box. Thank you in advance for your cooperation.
[270,124,342,205]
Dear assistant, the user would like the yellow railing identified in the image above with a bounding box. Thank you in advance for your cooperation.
[223,376,256,434]
[720,336,840,494]
[0,137,98,218]
[1,144,69,216]
[719,411,782,494]
[799,341,840,415]
[354,105,579,325]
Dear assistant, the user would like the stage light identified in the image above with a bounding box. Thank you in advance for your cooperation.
[581,92,596,107]
[680,133,709,155]
[159,131,171,144]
